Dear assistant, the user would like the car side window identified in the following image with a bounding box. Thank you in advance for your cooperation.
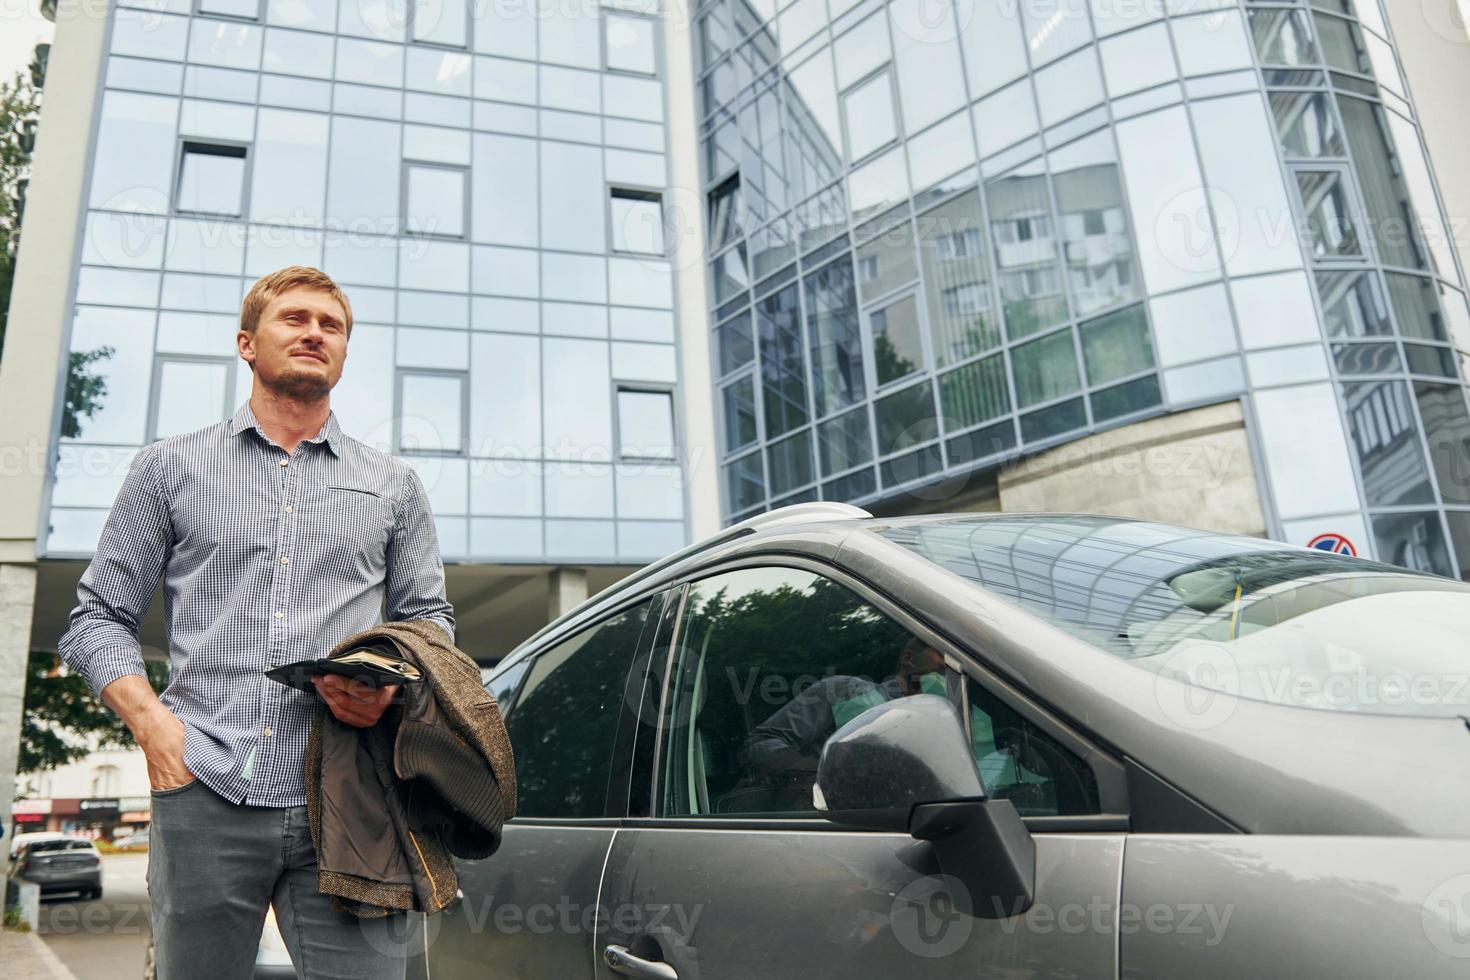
[659,566,953,819]
[483,658,531,715]
[504,597,657,819]
[965,676,1100,816]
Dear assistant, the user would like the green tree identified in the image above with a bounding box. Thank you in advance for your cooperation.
[0,54,43,362]
[21,652,171,774]
[6,43,148,776]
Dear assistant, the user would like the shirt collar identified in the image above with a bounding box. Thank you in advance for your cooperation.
[228,400,343,458]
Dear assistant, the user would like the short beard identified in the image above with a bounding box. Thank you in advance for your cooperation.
[267,366,331,402]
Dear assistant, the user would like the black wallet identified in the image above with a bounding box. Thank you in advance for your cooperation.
[265,643,424,694]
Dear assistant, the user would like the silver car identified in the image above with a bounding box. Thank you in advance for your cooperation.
[9,835,102,900]
[415,504,1470,979]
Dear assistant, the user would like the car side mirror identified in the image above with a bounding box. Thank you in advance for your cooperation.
[814,694,1036,919]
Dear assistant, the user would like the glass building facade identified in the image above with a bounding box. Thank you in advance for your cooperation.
[31,0,1470,582]
[49,0,690,565]
[700,0,1470,579]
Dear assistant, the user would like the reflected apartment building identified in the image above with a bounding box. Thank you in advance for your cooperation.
[2,0,1470,710]
[700,0,1470,580]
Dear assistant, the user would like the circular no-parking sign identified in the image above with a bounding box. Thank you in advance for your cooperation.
[1307,532,1357,556]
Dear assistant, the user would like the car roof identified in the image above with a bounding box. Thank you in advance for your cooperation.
[499,505,1280,668]
[16,836,97,854]
[10,831,65,848]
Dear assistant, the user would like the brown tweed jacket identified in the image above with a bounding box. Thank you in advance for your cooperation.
[304,619,517,918]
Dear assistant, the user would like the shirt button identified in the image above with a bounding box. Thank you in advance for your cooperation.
[273,611,284,619]
[279,555,290,565]
[278,459,289,467]
[284,505,294,513]
[263,727,273,737]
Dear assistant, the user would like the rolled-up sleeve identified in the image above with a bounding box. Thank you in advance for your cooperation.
[58,442,173,700]
[385,465,456,645]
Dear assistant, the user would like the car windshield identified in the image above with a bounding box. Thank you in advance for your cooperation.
[880,515,1470,719]
[27,840,93,854]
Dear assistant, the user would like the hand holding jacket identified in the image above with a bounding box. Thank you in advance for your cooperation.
[304,619,517,919]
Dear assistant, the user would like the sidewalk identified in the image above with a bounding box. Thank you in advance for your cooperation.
[0,927,81,980]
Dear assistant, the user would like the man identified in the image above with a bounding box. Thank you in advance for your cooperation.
[58,266,455,979]
[738,639,947,810]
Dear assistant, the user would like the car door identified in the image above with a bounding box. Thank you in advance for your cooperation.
[1120,836,1470,978]
[426,590,669,979]
[594,560,1128,980]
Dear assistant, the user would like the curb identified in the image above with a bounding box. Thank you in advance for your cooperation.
[2,928,82,980]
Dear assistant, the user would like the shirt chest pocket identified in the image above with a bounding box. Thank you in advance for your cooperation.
[296,484,394,578]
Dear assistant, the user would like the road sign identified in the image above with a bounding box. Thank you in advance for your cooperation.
[1307,532,1357,556]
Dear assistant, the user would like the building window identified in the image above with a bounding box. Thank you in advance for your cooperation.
[942,283,990,316]
[410,0,469,48]
[937,227,985,258]
[152,357,234,440]
[404,162,468,239]
[397,370,466,454]
[176,142,248,217]
[197,0,261,19]
[610,189,666,255]
[91,765,121,798]
[841,70,897,162]
[1002,265,1062,299]
[1296,167,1363,258]
[616,388,676,459]
[708,174,742,250]
[605,12,656,75]
[870,294,925,387]
[993,215,1051,245]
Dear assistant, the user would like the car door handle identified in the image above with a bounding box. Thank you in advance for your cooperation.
[603,944,678,980]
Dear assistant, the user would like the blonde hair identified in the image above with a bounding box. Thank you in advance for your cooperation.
[239,266,353,338]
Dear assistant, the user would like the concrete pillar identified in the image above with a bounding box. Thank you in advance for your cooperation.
[0,563,38,860]
[547,567,589,623]
[662,0,722,543]
[0,0,108,861]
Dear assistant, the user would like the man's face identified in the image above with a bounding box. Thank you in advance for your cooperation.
[898,645,945,684]
[240,286,349,400]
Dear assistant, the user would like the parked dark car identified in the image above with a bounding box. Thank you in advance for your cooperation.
[418,503,1470,980]
[8,835,102,900]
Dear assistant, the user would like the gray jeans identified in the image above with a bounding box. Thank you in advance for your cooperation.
[146,777,411,980]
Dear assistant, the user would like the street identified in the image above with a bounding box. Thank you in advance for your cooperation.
[37,852,150,980]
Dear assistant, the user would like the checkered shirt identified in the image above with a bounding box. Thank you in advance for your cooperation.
[58,399,456,807]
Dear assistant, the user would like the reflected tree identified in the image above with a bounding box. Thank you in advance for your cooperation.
[872,330,917,385]
[20,651,170,774]
[63,345,114,438]
[0,58,42,362]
